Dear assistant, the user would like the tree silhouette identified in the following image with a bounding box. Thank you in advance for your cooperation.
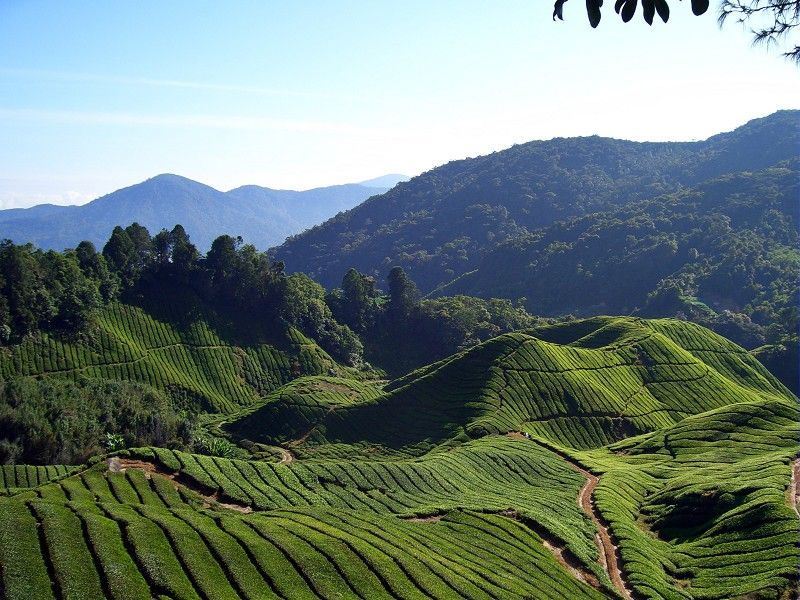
[553,0,799,62]
[719,0,800,61]
[552,0,709,27]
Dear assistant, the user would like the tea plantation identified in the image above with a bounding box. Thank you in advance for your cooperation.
[0,316,797,599]
[0,301,339,413]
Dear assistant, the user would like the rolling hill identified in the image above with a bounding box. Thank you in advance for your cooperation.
[0,316,797,599]
[0,174,393,251]
[273,110,799,295]
[0,291,342,414]
[436,161,799,324]
[224,316,792,455]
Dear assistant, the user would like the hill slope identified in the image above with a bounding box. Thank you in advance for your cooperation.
[438,161,799,325]
[274,111,799,292]
[0,317,797,600]
[0,293,341,413]
[226,316,791,455]
[0,174,389,251]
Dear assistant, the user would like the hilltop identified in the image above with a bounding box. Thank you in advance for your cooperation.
[0,174,392,251]
[225,316,791,456]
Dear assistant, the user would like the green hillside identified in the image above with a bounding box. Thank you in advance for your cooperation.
[227,317,791,455]
[438,162,799,353]
[275,111,799,294]
[0,453,608,600]
[0,317,797,599]
[0,299,339,414]
[584,397,800,599]
[273,114,798,383]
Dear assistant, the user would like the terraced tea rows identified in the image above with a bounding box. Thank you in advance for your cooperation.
[1,316,797,599]
[581,397,800,599]
[228,317,789,455]
[125,437,605,573]
[228,376,385,445]
[0,464,76,495]
[0,437,614,599]
[0,302,338,412]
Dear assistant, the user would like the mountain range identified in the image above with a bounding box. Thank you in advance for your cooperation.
[274,110,799,293]
[0,173,408,251]
[271,111,799,359]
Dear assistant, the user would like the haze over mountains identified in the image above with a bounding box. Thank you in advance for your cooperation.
[0,173,409,251]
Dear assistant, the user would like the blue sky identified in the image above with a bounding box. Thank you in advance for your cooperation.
[1,0,798,208]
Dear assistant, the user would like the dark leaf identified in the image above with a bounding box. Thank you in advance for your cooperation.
[553,0,568,21]
[643,0,655,24]
[691,0,709,16]
[587,0,603,27]
[654,0,670,22]
[615,0,626,13]
[621,0,637,22]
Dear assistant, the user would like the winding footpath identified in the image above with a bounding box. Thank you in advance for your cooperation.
[790,458,800,517]
[573,463,634,600]
[507,433,634,599]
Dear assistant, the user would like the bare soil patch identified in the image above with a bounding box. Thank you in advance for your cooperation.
[106,456,253,513]
[789,459,800,516]
[277,447,295,465]
[402,514,445,523]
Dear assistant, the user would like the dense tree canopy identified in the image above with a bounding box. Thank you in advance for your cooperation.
[0,378,195,464]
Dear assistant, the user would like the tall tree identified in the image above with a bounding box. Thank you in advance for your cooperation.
[75,241,118,301]
[387,266,419,321]
[340,268,380,333]
[0,242,52,339]
[124,223,153,278]
[102,226,135,284]
[169,224,199,274]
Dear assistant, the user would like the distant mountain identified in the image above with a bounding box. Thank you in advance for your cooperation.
[274,111,800,292]
[357,173,409,188]
[0,174,391,251]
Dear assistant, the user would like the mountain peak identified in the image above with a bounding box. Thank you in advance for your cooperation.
[141,173,220,191]
[0,174,386,251]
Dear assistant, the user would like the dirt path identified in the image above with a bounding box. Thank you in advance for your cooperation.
[277,447,295,465]
[789,459,800,517]
[576,470,633,600]
[503,509,602,591]
[107,457,252,513]
[507,433,634,599]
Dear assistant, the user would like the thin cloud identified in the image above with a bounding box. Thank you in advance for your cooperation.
[0,107,400,137]
[0,67,362,101]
